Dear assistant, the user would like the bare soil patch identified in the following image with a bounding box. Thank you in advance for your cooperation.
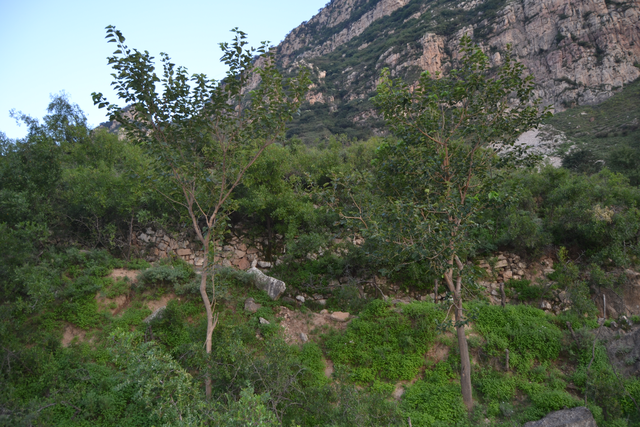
[426,337,452,364]
[276,307,349,345]
[96,294,129,315]
[145,293,177,312]
[62,324,87,347]
[109,268,139,282]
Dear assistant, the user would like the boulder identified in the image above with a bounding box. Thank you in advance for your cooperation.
[523,407,596,427]
[330,311,350,322]
[232,257,250,270]
[244,297,261,313]
[248,267,286,300]
[495,260,509,269]
[259,317,270,325]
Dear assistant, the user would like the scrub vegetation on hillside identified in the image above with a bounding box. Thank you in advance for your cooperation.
[2,27,640,427]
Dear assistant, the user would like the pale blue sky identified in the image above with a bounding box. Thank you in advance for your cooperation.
[0,0,328,139]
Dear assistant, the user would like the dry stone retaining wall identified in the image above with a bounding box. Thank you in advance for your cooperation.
[133,227,275,271]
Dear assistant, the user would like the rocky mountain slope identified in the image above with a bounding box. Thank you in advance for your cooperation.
[277,0,640,142]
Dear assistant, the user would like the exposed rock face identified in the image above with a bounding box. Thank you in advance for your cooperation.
[280,0,412,66]
[485,0,640,110]
[248,267,287,300]
[605,324,640,378]
[523,406,597,427]
[593,269,640,318]
[277,0,640,138]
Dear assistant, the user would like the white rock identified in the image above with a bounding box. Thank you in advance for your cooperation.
[248,267,286,300]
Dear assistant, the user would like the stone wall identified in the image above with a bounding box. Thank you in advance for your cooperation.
[133,227,275,271]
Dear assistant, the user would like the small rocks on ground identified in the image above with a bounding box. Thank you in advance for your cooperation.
[296,295,306,303]
[244,297,262,313]
[259,317,270,325]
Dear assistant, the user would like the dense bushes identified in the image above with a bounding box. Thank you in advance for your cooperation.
[6,96,640,425]
[473,303,562,369]
[474,167,640,267]
[326,300,445,383]
[400,364,467,427]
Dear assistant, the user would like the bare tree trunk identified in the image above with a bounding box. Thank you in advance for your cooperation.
[199,242,217,400]
[444,260,473,412]
[434,279,439,304]
[454,290,473,411]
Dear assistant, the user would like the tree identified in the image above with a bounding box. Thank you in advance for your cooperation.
[92,25,309,399]
[340,35,550,410]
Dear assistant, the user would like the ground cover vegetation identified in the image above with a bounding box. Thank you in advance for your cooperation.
[2,28,640,427]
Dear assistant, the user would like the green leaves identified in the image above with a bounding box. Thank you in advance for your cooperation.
[94,25,310,238]
[358,35,552,275]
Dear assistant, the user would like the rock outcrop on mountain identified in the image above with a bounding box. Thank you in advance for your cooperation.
[277,0,640,142]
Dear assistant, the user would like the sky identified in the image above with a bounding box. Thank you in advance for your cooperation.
[0,0,328,139]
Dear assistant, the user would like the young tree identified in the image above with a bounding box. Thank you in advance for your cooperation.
[341,36,550,410]
[92,25,309,398]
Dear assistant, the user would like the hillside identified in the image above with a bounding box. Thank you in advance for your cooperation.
[278,0,640,143]
[5,7,640,426]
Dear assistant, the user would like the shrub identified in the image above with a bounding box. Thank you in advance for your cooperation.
[473,303,562,369]
[505,279,545,301]
[326,300,444,384]
[400,364,466,426]
[474,369,517,402]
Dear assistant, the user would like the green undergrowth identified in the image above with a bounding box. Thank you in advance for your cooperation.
[4,246,640,426]
[400,363,467,426]
[325,299,446,384]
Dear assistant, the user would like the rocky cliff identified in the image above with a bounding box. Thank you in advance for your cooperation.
[277,0,640,142]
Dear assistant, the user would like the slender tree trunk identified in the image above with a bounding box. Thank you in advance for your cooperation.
[199,239,217,400]
[454,290,473,411]
[445,258,473,412]
[434,279,439,304]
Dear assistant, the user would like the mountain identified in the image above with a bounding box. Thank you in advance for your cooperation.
[277,0,640,143]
